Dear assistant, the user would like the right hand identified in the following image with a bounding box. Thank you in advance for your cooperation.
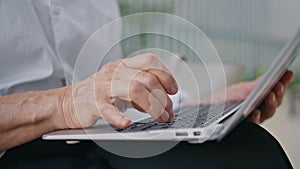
[55,53,178,129]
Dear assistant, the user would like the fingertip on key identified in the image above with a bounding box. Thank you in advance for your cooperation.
[119,117,131,128]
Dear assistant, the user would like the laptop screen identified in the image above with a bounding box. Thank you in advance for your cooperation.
[218,27,300,141]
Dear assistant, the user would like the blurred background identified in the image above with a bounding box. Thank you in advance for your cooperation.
[118,0,300,168]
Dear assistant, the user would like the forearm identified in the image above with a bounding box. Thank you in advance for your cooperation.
[0,87,69,151]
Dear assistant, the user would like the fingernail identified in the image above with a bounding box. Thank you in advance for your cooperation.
[169,82,178,94]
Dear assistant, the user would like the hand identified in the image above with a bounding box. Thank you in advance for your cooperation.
[247,70,293,123]
[182,70,293,124]
[224,70,293,124]
[56,53,178,129]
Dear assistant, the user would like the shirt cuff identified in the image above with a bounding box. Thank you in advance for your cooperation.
[0,151,5,159]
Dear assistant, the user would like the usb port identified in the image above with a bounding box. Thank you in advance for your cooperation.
[193,131,201,136]
[175,132,188,136]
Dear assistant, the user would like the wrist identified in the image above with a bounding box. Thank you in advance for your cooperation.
[52,85,75,129]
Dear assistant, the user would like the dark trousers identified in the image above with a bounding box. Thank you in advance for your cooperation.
[0,122,293,169]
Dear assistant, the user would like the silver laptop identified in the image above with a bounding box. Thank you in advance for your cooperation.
[43,27,300,144]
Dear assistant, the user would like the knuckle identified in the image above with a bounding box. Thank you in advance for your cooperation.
[129,80,144,95]
[143,53,158,64]
[146,53,158,60]
[101,62,118,72]
[143,73,158,86]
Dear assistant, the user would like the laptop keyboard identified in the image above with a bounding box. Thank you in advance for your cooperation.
[114,102,241,133]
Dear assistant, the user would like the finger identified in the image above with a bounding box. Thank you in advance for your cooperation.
[145,90,170,122]
[280,70,294,87]
[113,67,174,117]
[146,68,178,95]
[111,79,171,122]
[122,54,178,94]
[133,71,173,113]
[267,91,279,107]
[99,104,131,128]
[273,82,285,106]
[247,109,261,124]
[111,76,173,115]
[258,92,277,122]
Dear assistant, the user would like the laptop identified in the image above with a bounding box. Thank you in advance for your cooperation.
[43,27,300,144]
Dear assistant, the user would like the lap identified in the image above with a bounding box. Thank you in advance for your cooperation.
[0,121,292,169]
[0,139,110,169]
[104,122,292,169]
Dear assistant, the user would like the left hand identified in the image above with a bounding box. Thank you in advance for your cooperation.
[224,70,293,124]
[182,70,293,124]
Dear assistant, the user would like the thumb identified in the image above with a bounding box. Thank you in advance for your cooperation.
[99,103,131,128]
